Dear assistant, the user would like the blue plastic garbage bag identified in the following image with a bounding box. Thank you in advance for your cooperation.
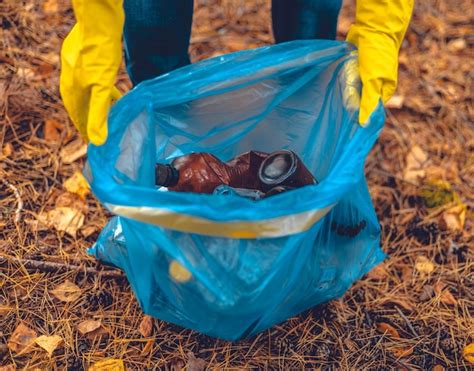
[86,40,386,341]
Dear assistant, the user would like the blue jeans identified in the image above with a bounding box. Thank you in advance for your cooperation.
[123,0,343,85]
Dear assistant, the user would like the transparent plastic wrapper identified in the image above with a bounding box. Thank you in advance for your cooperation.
[86,40,386,340]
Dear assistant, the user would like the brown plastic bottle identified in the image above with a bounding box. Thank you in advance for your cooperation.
[155,151,269,194]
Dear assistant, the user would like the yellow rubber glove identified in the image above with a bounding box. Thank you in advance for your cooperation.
[347,0,414,125]
[60,0,125,145]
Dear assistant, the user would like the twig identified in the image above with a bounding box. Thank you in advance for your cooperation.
[394,306,419,338]
[0,255,124,279]
[0,177,23,223]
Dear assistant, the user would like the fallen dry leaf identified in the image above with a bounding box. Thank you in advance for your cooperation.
[366,263,387,281]
[42,0,58,13]
[141,339,154,356]
[60,139,88,164]
[55,192,88,213]
[434,282,457,306]
[419,285,435,302]
[44,119,62,142]
[390,346,414,358]
[186,351,207,371]
[463,343,474,365]
[77,320,102,335]
[415,256,435,275]
[442,204,467,232]
[403,145,428,183]
[139,315,154,337]
[38,206,85,236]
[35,335,62,357]
[51,280,82,303]
[2,143,13,157]
[7,323,38,355]
[386,95,405,109]
[376,323,400,338]
[63,171,90,200]
[89,359,125,371]
[81,224,98,238]
[379,298,414,312]
[447,38,466,52]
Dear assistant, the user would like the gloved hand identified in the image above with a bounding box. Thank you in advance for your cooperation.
[347,0,414,125]
[60,0,125,145]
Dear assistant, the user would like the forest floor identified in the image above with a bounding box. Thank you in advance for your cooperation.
[0,0,473,369]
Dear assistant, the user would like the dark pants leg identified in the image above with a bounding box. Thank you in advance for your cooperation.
[123,0,194,85]
[272,0,343,42]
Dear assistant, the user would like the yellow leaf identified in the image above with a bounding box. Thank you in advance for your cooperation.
[442,204,467,232]
[463,343,474,365]
[415,256,435,275]
[38,206,85,236]
[35,335,62,357]
[63,171,90,200]
[7,323,37,355]
[169,260,192,283]
[376,322,400,338]
[139,315,154,337]
[89,359,125,371]
[77,320,102,335]
[51,280,82,303]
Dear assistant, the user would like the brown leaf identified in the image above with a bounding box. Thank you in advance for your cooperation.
[38,206,85,236]
[386,95,405,109]
[51,280,82,303]
[77,320,102,336]
[390,346,414,358]
[44,119,62,142]
[463,343,474,365]
[379,298,414,312]
[89,359,125,371]
[139,315,154,337]
[36,63,55,78]
[42,0,58,13]
[141,339,154,356]
[35,335,62,357]
[376,323,400,338]
[434,282,457,306]
[186,351,207,371]
[2,143,13,157]
[419,285,434,302]
[60,139,88,164]
[63,171,90,200]
[7,323,38,355]
[366,263,387,281]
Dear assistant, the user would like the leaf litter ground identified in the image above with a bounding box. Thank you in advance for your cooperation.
[0,0,473,369]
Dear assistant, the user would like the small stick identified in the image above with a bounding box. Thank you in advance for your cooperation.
[0,177,23,223]
[0,255,124,279]
[395,306,419,338]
